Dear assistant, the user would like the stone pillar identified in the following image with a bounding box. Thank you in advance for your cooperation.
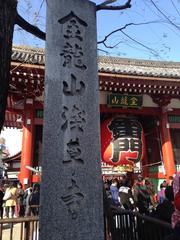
[40,1,104,240]
[19,99,34,186]
[160,108,175,179]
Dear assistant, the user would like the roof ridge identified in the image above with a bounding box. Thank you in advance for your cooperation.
[98,55,180,67]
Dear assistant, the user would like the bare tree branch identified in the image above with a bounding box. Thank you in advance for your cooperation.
[170,0,180,17]
[15,13,46,40]
[96,0,131,11]
[97,48,109,54]
[98,21,163,44]
[98,0,117,6]
[102,40,124,49]
[150,0,180,32]
[97,21,162,56]
[120,30,159,57]
[98,23,133,44]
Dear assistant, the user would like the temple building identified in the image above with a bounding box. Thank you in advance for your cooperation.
[3,45,180,187]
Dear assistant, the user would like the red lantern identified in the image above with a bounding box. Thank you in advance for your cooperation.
[101,117,145,166]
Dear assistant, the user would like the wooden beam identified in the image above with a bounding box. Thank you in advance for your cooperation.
[11,61,45,70]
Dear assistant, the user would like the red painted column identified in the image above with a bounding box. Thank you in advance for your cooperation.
[19,99,34,186]
[160,108,176,179]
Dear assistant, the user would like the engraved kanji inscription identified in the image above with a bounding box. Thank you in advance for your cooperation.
[61,105,86,132]
[60,42,87,70]
[63,74,85,96]
[61,179,84,219]
[63,138,84,164]
[61,106,69,130]
[58,11,88,41]
[64,20,83,41]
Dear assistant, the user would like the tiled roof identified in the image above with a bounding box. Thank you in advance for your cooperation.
[12,45,45,65]
[3,151,21,162]
[12,45,180,79]
[98,56,180,79]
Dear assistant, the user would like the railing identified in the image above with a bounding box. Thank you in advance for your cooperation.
[0,216,39,240]
[1,206,173,240]
[105,207,172,240]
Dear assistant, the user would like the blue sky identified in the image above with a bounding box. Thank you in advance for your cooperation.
[13,0,180,61]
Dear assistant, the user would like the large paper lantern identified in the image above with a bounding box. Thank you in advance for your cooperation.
[101,117,145,166]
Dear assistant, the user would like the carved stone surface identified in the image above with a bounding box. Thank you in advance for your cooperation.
[39,1,104,240]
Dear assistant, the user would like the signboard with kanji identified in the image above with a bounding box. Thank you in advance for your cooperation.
[107,94,143,108]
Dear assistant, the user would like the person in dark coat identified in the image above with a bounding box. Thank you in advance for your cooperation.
[0,184,4,218]
[119,179,135,210]
[23,185,32,217]
[29,183,40,216]
[133,175,151,214]
[164,222,180,240]
[151,186,174,223]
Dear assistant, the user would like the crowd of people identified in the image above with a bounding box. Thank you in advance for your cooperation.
[104,172,180,239]
[0,173,179,239]
[0,181,40,219]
